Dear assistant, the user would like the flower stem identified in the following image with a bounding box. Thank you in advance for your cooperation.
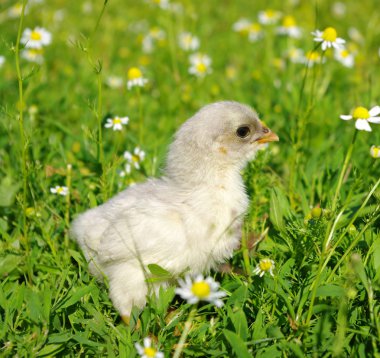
[15,0,29,254]
[173,307,197,358]
[331,130,357,213]
[64,164,72,247]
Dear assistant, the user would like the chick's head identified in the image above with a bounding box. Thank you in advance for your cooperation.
[176,101,278,163]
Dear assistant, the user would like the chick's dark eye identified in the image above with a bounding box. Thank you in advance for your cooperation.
[236,126,250,138]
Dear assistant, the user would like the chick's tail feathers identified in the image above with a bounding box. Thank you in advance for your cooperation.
[70,207,110,280]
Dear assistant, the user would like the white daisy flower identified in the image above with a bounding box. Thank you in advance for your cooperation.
[312,27,345,51]
[142,27,166,53]
[127,67,148,90]
[276,16,301,38]
[286,48,304,64]
[21,27,52,49]
[21,48,44,64]
[258,9,282,25]
[178,32,200,51]
[334,48,354,68]
[175,274,226,307]
[303,50,325,67]
[189,53,212,78]
[124,147,146,173]
[253,258,275,277]
[50,186,69,196]
[340,106,380,132]
[106,76,123,89]
[135,337,163,358]
[7,3,26,18]
[247,23,263,42]
[232,18,252,33]
[331,2,346,17]
[0,56,5,68]
[370,146,380,158]
[104,116,129,131]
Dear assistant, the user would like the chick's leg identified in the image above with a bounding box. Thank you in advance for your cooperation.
[106,262,148,318]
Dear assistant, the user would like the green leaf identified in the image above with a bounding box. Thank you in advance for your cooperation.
[269,187,291,231]
[0,254,23,277]
[223,329,252,358]
[227,307,249,341]
[147,263,171,277]
[0,177,21,207]
[37,344,64,357]
[316,284,345,297]
[56,285,94,310]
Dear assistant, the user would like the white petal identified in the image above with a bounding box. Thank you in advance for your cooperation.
[336,37,345,44]
[368,117,380,124]
[369,106,380,116]
[340,115,352,120]
[355,119,372,131]
[143,337,152,348]
[313,37,323,42]
[321,42,327,51]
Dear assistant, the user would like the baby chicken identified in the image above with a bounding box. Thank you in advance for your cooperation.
[71,101,278,317]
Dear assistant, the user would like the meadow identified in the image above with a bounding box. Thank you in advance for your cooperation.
[1,0,380,356]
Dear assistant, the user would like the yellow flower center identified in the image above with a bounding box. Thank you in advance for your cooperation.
[191,281,211,298]
[143,347,157,357]
[340,49,349,58]
[113,117,121,124]
[283,16,296,27]
[196,62,207,73]
[57,187,63,194]
[265,9,276,18]
[259,260,273,272]
[372,147,380,158]
[352,106,370,120]
[322,27,337,42]
[127,67,142,80]
[249,23,261,33]
[31,31,42,41]
[132,154,140,163]
[306,51,320,61]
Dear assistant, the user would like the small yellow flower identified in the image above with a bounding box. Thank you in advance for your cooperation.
[340,106,380,132]
[370,145,380,158]
[253,258,275,277]
[127,67,148,90]
[312,26,345,51]
[135,337,163,358]
[176,274,226,307]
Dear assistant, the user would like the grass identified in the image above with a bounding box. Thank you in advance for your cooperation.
[1,0,380,356]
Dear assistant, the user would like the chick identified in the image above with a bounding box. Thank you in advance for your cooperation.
[71,101,278,317]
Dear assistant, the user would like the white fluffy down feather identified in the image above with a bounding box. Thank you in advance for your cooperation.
[71,101,278,316]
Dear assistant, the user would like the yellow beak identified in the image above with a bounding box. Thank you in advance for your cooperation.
[256,129,279,144]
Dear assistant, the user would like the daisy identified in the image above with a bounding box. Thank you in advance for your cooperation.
[340,106,380,132]
[286,47,304,64]
[334,48,354,68]
[21,27,52,49]
[276,15,301,38]
[232,18,252,34]
[188,53,212,78]
[247,23,263,42]
[370,145,380,158]
[50,186,69,196]
[178,32,200,51]
[303,50,325,67]
[312,27,345,51]
[135,337,163,358]
[21,48,44,64]
[142,27,166,53]
[124,147,146,173]
[253,258,275,277]
[127,67,148,90]
[175,274,226,307]
[106,76,123,89]
[104,116,129,131]
[258,9,282,25]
